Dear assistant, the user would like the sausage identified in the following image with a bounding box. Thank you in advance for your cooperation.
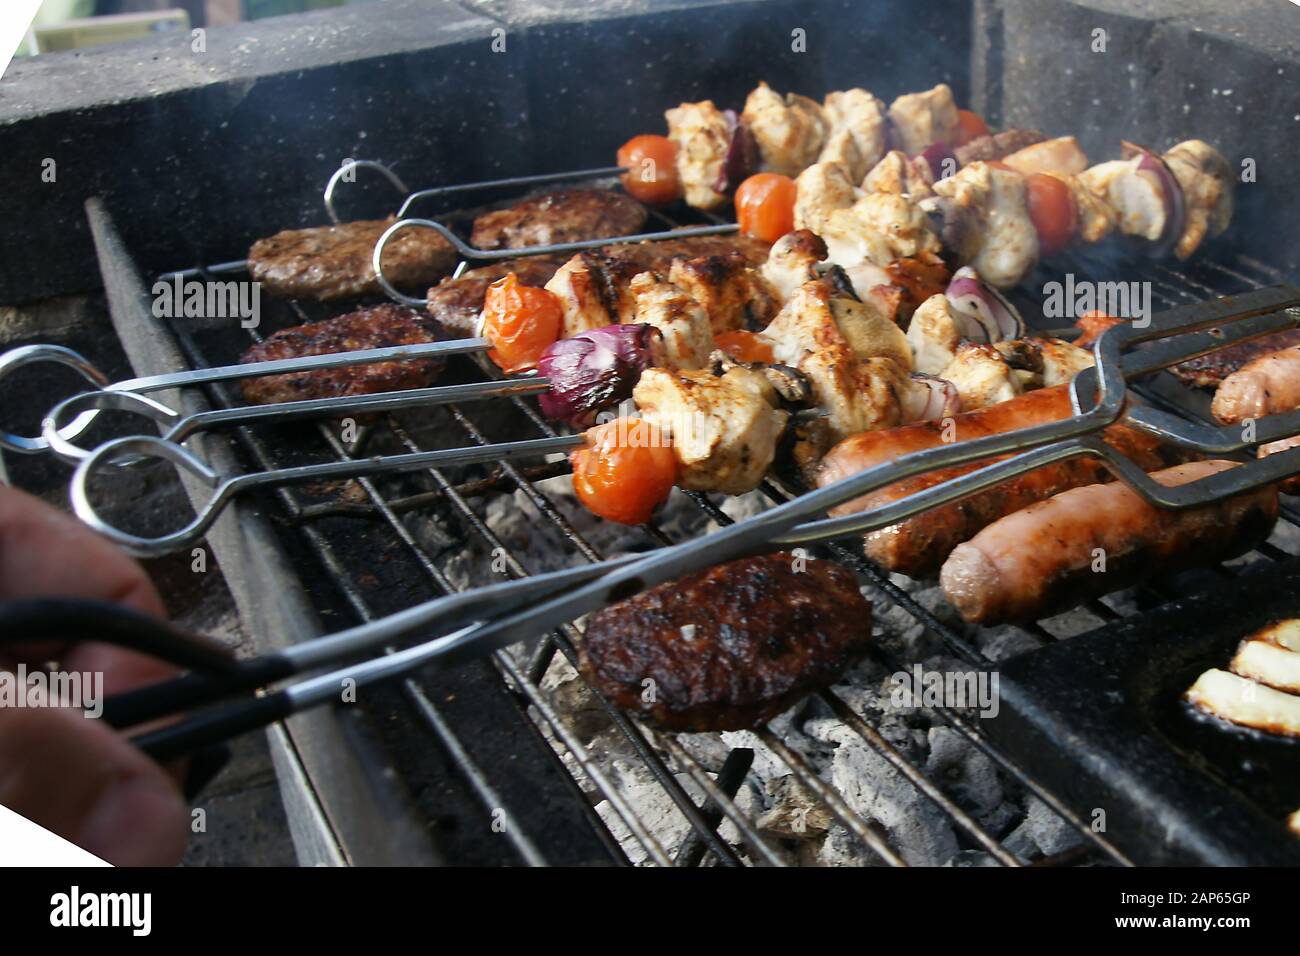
[815,385,1182,577]
[1211,345,1300,424]
[940,460,1279,625]
[1258,433,1300,494]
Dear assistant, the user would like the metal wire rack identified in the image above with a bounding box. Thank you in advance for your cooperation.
[130,174,1300,867]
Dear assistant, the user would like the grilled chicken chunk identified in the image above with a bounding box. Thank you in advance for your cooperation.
[793,161,859,235]
[239,305,441,405]
[887,83,960,155]
[248,218,457,301]
[1055,171,1118,244]
[742,82,828,178]
[907,289,1023,376]
[819,192,939,296]
[667,253,780,335]
[938,337,1094,411]
[633,363,788,494]
[546,239,776,339]
[579,552,872,732]
[469,189,647,250]
[938,343,1021,410]
[760,229,828,302]
[764,280,911,445]
[665,99,733,210]
[627,272,714,370]
[1078,156,1167,242]
[931,161,1039,288]
[1000,136,1088,177]
[816,130,865,186]
[791,158,942,296]
[425,256,564,336]
[940,460,1278,624]
[819,88,888,180]
[862,149,935,198]
[546,254,618,338]
[1162,139,1234,260]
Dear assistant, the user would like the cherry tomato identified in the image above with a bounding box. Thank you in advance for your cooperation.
[735,172,797,243]
[617,135,681,206]
[713,330,775,365]
[1025,172,1078,258]
[571,418,678,525]
[955,109,989,147]
[481,273,562,374]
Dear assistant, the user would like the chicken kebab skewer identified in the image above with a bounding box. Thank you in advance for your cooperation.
[621,80,1233,294]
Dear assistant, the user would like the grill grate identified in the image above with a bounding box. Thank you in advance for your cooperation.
[148,193,1300,867]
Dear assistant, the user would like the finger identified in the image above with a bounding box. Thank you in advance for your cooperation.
[0,486,165,614]
[0,706,187,866]
[0,486,174,691]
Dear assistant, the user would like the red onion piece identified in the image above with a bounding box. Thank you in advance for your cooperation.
[904,373,962,422]
[537,324,660,426]
[915,142,957,182]
[715,110,759,193]
[944,266,1025,342]
[1125,142,1186,258]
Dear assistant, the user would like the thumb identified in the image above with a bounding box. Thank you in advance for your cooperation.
[0,706,188,866]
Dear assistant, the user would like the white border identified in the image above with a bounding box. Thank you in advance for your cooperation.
[0,802,110,867]
[0,1,43,80]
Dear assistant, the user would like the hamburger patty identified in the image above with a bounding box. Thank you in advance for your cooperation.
[239,305,443,405]
[1170,328,1300,388]
[469,189,647,250]
[249,218,457,301]
[579,553,872,731]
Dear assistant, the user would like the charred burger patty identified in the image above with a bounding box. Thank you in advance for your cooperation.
[579,553,872,731]
[239,304,443,405]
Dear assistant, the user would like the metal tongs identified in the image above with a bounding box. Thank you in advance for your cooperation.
[10,283,1299,762]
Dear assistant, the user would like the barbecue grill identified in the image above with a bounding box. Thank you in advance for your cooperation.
[2,0,1299,868]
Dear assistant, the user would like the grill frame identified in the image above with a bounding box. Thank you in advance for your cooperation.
[80,176,1300,867]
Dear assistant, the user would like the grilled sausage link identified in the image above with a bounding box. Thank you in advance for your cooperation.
[1258,433,1300,494]
[940,460,1279,625]
[815,385,1181,577]
[1211,345,1300,424]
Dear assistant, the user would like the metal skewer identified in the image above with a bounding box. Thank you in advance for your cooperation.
[0,337,489,455]
[72,430,583,557]
[41,376,549,464]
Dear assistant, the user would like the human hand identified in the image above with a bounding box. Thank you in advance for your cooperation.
[0,485,189,866]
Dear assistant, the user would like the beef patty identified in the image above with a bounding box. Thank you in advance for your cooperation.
[248,218,457,301]
[579,553,872,731]
[1171,328,1300,388]
[239,305,442,405]
[470,189,647,250]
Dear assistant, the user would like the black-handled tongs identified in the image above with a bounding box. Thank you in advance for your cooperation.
[9,284,1300,764]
